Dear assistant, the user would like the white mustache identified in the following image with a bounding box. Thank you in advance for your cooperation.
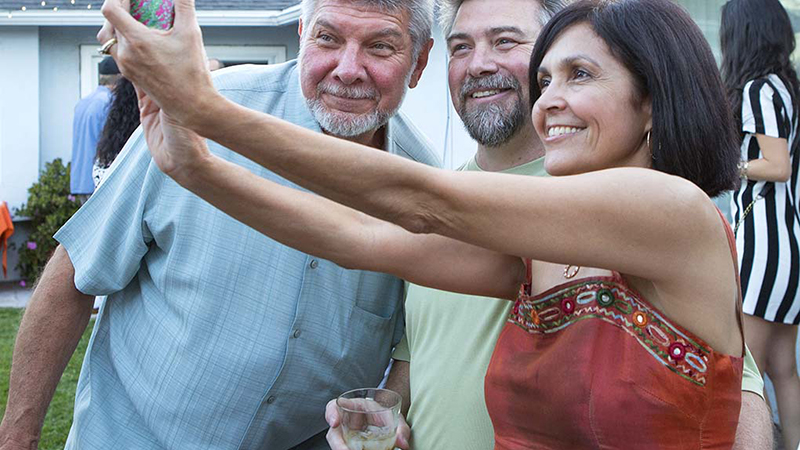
[317,83,378,100]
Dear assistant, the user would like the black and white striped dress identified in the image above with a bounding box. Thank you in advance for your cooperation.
[732,75,800,324]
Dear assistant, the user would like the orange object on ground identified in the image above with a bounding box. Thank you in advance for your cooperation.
[0,202,14,278]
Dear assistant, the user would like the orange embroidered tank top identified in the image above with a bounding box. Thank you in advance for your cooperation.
[484,216,744,449]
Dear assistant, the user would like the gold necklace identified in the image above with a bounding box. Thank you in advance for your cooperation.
[564,265,580,279]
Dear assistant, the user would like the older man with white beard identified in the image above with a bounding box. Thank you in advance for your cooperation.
[0,1,438,449]
[321,0,772,448]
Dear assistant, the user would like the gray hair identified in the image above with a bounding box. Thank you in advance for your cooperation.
[300,0,435,59]
[437,0,569,39]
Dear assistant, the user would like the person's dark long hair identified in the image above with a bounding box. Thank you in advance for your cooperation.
[720,0,800,154]
[96,77,140,168]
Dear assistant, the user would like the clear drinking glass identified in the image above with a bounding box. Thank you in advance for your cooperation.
[336,388,401,450]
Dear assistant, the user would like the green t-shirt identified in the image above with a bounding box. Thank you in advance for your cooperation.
[392,155,764,449]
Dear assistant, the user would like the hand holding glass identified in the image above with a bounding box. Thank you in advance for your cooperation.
[336,388,402,450]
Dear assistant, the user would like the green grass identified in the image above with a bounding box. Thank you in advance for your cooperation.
[0,309,94,450]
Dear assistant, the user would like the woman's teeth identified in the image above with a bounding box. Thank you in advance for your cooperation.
[548,126,582,138]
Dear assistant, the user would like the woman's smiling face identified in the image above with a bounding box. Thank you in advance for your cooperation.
[533,23,653,176]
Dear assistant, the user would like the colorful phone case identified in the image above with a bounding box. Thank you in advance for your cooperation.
[130,0,175,30]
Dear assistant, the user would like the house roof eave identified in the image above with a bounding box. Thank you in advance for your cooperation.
[0,3,300,26]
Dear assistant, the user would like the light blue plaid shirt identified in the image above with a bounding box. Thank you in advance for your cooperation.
[55,61,440,450]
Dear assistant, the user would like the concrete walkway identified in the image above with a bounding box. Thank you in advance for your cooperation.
[0,283,31,308]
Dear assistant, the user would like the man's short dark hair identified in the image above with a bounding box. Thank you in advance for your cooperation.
[98,57,120,75]
[529,0,739,197]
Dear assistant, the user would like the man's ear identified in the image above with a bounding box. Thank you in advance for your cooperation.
[298,18,304,38]
[408,38,435,89]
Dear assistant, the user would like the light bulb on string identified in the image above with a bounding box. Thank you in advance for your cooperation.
[7,12,12,18]
[87,4,92,8]
[52,6,57,11]
[40,1,46,6]
[21,6,26,10]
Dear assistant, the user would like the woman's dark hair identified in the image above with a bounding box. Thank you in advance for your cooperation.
[529,0,740,197]
[96,77,140,168]
[720,0,800,154]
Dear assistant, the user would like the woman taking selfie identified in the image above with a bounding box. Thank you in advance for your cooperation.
[105,0,744,447]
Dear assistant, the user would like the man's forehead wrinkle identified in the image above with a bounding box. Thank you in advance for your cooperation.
[312,3,409,31]
[312,17,408,45]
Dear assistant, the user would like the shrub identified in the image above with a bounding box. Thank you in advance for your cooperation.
[11,159,83,285]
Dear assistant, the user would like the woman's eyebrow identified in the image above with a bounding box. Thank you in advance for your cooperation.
[559,54,602,68]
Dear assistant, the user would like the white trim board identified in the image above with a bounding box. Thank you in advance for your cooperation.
[0,5,301,26]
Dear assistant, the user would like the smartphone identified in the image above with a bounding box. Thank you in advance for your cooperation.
[130,0,175,30]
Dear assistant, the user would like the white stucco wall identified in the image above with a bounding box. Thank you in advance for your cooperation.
[39,27,96,170]
[0,27,40,210]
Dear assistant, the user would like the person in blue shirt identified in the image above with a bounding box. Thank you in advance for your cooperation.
[70,57,120,195]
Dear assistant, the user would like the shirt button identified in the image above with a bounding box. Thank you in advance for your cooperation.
[267,396,276,404]
[293,329,302,338]
[309,259,319,269]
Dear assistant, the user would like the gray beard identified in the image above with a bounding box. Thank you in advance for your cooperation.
[459,96,525,148]
[306,97,393,138]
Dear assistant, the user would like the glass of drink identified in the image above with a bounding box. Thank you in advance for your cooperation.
[336,388,401,450]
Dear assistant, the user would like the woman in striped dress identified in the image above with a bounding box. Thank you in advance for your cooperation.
[722,1,800,447]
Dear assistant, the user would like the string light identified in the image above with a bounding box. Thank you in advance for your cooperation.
[7,0,104,14]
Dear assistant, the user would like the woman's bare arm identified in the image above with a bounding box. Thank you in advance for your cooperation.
[745,134,791,182]
[181,96,728,288]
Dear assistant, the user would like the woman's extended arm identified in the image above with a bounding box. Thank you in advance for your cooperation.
[181,95,726,286]
[140,99,524,300]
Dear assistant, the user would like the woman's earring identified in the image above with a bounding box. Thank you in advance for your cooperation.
[646,130,651,149]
